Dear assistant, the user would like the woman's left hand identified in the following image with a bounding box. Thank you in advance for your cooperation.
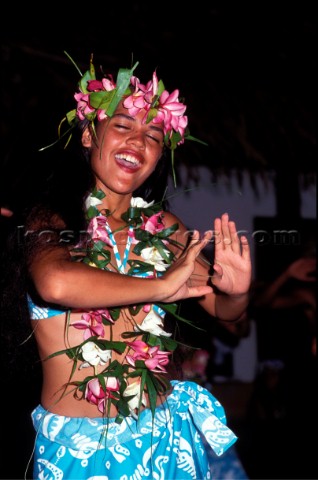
[211,213,252,296]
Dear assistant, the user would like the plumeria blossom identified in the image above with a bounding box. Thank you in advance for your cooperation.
[85,377,119,413]
[74,92,96,121]
[126,340,171,373]
[71,309,113,340]
[123,73,158,118]
[75,76,116,122]
[152,89,188,142]
[135,307,172,337]
[128,211,165,245]
[85,192,103,210]
[141,246,171,272]
[130,197,155,209]
[123,380,147,417]
[123,71,188,143]
[79,341,112,369]
[142,212,165,235]
[87,215,113,247]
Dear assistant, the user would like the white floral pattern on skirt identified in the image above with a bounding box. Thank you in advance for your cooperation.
[31,380,238,479]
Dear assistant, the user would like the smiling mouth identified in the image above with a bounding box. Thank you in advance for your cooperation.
[115,154,141,169]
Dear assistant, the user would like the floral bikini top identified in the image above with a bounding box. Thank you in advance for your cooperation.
[28,191,185,422]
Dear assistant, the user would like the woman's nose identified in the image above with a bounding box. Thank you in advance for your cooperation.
[126,131,145,149]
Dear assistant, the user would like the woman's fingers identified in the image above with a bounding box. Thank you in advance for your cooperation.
[187,230,211,258]
[214,213,245,254]
[240,235,251,260]
[187,285,213,298]
[221,213,231,248]
[228,219,241,254]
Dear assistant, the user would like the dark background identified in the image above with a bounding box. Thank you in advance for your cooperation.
[1,3,316,479]
[1,2,316,212]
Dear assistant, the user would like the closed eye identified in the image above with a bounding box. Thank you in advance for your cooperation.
[114,123,130,130]
[146,133,161,143]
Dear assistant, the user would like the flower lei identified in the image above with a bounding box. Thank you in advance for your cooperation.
[48,189,192,424]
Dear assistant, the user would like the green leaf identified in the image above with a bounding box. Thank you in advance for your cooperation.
[117,398,131,418]
[157,223,179,238]
[121,330,141,339]
[146,107,159,124]
[160,336,178,351]
[90,90,117,110]
[185,134,209,146]
[156,303,206,330]
[128,304,143,316]
[157,79,165,97]
[94,339,126,354]
[145,373,157,418]
[144,333,161,347]
[150,372,171,394]
[106,62,139,117]
[109,308,121,321]
[64,51,83,77]
[86,206,99,219]
[134,360,147,369]
[79,65,96,94]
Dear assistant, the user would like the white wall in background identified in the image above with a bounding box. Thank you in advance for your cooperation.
[167,167,316,277]
[168,167,316,378]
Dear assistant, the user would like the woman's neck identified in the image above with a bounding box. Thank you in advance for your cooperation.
[96,188,132,221]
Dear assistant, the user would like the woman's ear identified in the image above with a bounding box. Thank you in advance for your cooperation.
[82,128,92,147]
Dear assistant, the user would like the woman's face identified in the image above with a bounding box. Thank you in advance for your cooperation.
[85,101,165,195]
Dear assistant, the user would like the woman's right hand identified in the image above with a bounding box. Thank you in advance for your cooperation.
[158,230,213,303]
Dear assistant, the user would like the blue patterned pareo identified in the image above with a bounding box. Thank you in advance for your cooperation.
[31,381,238,479]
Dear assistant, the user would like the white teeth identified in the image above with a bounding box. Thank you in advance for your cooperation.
[115,154,140,166]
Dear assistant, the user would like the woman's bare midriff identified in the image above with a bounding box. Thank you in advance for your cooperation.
[31,308,173,419]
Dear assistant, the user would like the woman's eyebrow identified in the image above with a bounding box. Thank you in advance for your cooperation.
[112,113,134,121]
[149,125,164,134]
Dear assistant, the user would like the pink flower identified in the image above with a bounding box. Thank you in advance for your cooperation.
[153,89,188,138]
[85,377,119,413]
[75,76,116,122]
[87,77,116,121]
[123,71,188,143]
[142,212,165,235]
[74,92,95,121]
[127,228,138,245]
[87,77,116,93]
[87,216,113,247]
[123,72,158,117]
[126,340,171,373]
[71,309,113,340]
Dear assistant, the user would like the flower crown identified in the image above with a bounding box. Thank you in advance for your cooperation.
[53,52,207,185]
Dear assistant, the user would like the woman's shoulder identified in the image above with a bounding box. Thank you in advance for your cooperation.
[161,210,189,252]
[162,210,186,230]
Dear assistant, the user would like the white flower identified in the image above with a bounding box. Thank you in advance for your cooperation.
[79,341,112,369]
[123,381,147,415]
[135,307,172,337]
[141,246,170,272]
[85,194,103,210]
[130,197,154,208]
